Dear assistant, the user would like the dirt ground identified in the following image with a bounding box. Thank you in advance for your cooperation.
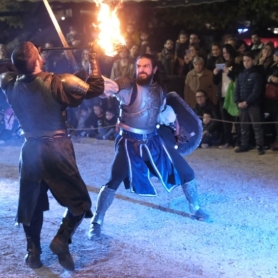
[0,136,278,278]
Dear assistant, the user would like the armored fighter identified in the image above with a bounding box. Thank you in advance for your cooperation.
[88,53,211,240]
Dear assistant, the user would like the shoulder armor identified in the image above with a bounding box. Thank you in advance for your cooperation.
[114,77,133,91]
[59,73,89,96]
[0,71,17,92]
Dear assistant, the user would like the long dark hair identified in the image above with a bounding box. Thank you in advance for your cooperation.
[222,43,238,67]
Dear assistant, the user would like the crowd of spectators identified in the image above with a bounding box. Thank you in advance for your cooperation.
[1,22,278,154]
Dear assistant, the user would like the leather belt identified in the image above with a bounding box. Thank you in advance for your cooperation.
[24,130,67,141]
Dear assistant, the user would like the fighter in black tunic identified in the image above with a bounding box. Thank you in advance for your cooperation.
[0,41,104,271]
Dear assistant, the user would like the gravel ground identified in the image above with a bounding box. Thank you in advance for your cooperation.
[0,136,277,278]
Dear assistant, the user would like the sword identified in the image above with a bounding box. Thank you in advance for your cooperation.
[41,44,125,56]
[41,46,89,52]
[42,0,79,71]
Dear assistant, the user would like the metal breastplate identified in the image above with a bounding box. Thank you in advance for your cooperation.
[8,72,66,133]
[119,82,164,134]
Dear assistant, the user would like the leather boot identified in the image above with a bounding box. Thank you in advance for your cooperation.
[88,186,115,240]
[50,210,85,271]
[24,237,42,268]
[181,179,211,222]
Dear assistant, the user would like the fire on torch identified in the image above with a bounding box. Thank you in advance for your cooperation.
[42,0,126,58]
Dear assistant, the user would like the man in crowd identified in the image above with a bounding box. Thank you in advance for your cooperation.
[0,41,104,271]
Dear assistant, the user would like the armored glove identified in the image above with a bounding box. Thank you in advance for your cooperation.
[88,41,101,77]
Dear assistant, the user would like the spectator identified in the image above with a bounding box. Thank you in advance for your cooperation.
[81,49,90,75]
[174,30,189,76]
[200,111,222,148]
[85,103,106,138]
[123,23,140,47]
[40,41,58,73]
[110,47,135,80]
[264,48,278,151]
[193,89,220,121]
[66,26,79,44]
[157,39,175,76]
[138,30,150,54]
[206,43,224,71]
[129,44,139,63]
[255,42,275,79]
[0,108,17,143]
[184,56,217,108]
[249,32,264,56]
[226,37,237,49]
[188,33,207,60]
[182,43,202,77]
[213,44,242,149]
[0,43,18,142]
[235,39,248,65]
[75,105,90,137]
[234,51,265,155]
[124,37,133,51]
[0,44,17,73]
[95,108,118,140]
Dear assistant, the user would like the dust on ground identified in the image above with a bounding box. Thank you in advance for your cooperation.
[0,137,278,278]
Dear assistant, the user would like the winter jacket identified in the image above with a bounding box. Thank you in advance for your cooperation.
[234,66,263,106]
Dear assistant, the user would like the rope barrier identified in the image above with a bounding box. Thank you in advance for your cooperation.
[67,124,116,131]
[66,117,278,132]
[198,116,278,125]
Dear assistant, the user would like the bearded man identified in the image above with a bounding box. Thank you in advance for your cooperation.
[88,53,211,241]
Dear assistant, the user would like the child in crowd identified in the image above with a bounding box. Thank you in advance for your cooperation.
[234,51,265,155]
[200,111,222,148]
[96,108,118,140]
[85,103,106,138]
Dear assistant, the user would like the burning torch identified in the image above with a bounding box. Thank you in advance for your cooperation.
[42,0,126,73]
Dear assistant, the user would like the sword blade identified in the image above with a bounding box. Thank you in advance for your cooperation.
[42,0,79,71]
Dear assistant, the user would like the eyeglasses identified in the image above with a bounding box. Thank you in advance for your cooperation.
[196,95,205,98]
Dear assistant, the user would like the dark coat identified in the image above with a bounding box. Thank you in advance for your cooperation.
[264,63,278,113]
[234,66,263,106]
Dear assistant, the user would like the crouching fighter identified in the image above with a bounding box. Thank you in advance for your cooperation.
[0,41,104,271]
[88,53,211,241]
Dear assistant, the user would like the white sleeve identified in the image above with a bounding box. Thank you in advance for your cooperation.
[98,76,119,98]
[157,105,176,126]
[99,76,132,105]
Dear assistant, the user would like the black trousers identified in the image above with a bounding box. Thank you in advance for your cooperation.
[239,105,264,147]
[23,182,48,250]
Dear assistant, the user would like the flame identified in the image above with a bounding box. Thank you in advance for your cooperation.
[94,0,125,56]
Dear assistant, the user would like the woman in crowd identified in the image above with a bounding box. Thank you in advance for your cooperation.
[235,39,248,65]
[206,43,224,71]
[182,43,201,77]
[213,44,242,149]
[184,56,217,108]
[255,41,275,78]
